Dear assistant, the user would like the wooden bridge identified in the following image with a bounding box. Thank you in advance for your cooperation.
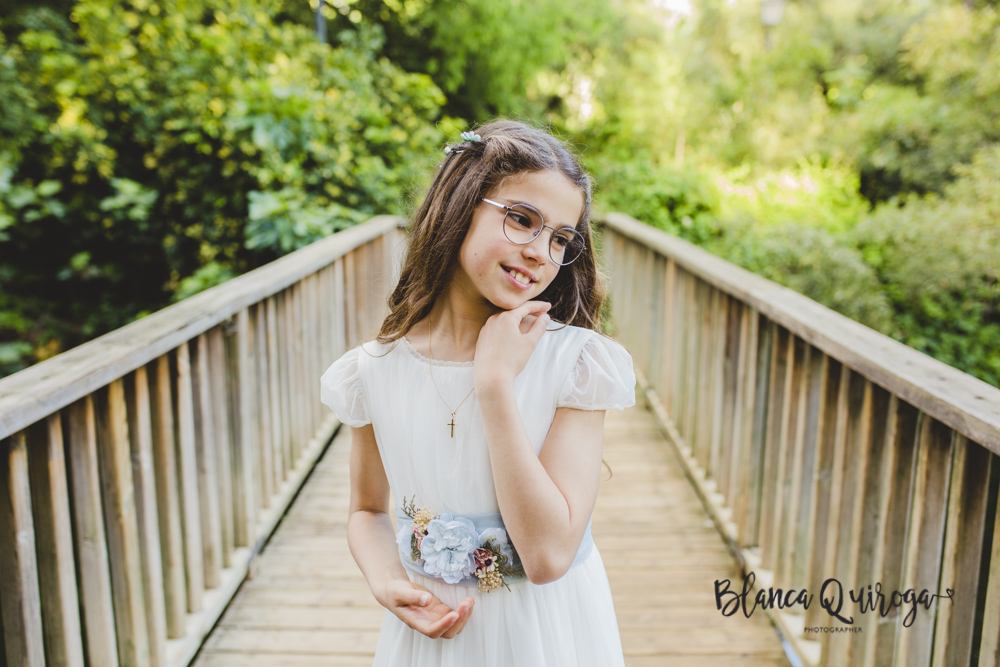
[2,214,999,667]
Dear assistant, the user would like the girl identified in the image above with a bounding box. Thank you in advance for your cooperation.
[320,120,636,666]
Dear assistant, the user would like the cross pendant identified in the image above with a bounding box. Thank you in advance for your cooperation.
[447,413,456,438]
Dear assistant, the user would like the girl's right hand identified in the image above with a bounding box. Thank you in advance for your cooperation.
[380,579,475,639]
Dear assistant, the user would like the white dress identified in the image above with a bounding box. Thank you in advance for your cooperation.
[320,322,636,666]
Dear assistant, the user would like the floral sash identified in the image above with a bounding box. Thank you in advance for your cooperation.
[395,498,594,592]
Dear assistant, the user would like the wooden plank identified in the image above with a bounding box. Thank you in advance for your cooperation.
[0,433,46,667]
[175,342,206,612]
[193,333,223,589]
[277,291,294,479]
[718,295,740,507]
[266,296,285,487]
[25,416,86,667]
[777,339,808,588]
[149,355,188,638]
[648,252,665,398]
[708,289,728,484]
[254,303,274,506]
[661,258,678,415]
[866,397,920,667]
[0,216,406,441]
[895,418,953,666]
[95,379,152,666]
[208,326,235,567]
[805,361,848,629]
[123,369,168,667]
[979,467,1000,667]
[760,327,790,571]
[791,351,827,590]
[232,308,257,547]
[344,250,358,349]
[598,213,1000,455]
[737,311,765,546]
[695,280,713,469]
[66,397,121,665]
[933,436,990,666]
[288,283,303,462]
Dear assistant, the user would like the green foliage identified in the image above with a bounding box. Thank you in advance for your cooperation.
[850,144,1000,386]
[328,0,619,121]
[714,160,869,234]
[591,159,722,246]
[0,0,443,376]
[708,220,895,334]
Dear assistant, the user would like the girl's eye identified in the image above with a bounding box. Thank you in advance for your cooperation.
[509,212,533,228]
[552,235,571,248]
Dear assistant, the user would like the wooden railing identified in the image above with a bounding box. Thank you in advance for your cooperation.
[598,212,1000,667]
[0,216,405,667]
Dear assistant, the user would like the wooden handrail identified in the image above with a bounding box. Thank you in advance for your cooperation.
[597,212,1000,667]
[0,216,406,667]
[600,212,1000,453]
[0,215,405,441]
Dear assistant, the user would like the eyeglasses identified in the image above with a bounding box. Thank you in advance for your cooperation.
[481,198,586,266]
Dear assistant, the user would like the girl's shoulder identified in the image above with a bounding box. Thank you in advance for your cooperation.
[541,323,624,352]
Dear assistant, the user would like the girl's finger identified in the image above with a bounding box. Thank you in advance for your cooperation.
[529,310,551,339]
[508,299,550,320]
[442,597,475,639]
[403,588,433,607]
[426,609,460,638]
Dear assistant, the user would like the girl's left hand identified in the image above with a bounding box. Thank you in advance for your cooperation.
[474,300,552,390]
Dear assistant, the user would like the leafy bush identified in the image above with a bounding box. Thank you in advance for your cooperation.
[850,144,1000,387]
[0,0,444,377]
[591,159,722,246]
[707,219,895,334]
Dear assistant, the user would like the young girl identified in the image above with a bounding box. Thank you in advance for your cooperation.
[320,120,636,666]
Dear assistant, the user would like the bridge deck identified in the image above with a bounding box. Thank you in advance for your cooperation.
[192,403,790,666]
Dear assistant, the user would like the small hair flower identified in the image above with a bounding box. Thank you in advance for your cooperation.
[460,131,482,142]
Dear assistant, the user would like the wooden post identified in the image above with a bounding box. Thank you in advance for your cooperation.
[0,433,46,667]
[94,379,151,666]
[65,397,121,665]
[122,369,168,666]
[148,356,187,638]
[193,333,223,589]
[26,417,86,667]
[175,341,206,613]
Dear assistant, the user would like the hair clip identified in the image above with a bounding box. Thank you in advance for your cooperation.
[460,131,482,142]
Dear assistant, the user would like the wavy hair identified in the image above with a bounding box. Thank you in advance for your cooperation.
[376,119,607,344]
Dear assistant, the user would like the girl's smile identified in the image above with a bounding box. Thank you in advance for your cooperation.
[454,169,585,311]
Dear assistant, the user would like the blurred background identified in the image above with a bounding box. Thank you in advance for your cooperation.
[0,0,997,387]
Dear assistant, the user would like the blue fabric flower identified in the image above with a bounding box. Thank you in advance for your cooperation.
[419,514,478,584]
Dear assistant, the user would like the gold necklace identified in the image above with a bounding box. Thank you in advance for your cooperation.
[427,319,475,438]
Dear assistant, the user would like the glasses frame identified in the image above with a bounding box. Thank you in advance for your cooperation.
[480,198,586,266]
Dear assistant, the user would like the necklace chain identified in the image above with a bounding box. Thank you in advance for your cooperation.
[427,317,475,438]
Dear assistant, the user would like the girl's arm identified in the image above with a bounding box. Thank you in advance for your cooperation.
[346,424,475,637]
[473,301,608,585]
[476,385,606,585]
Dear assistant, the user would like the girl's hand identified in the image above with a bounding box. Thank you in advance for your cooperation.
[474,300,552,390]
[380,579,475,639]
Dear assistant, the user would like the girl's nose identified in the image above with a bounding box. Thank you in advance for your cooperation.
[521,232,549,264]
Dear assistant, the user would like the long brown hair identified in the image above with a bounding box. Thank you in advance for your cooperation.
[376,119,608,344]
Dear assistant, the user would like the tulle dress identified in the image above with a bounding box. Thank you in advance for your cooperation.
[320,322,636,666]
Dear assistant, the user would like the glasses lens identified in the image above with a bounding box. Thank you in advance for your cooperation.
[501,203,585,265]
[550,228,585,265]
[502,204,544,244]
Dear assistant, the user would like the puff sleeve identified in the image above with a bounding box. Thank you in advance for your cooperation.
[556,333,637,411]
[320,346,371,427]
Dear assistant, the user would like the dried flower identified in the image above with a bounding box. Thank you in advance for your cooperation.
[477,569,505,593]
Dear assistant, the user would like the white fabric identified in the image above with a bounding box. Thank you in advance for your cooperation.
[319,323,636,667]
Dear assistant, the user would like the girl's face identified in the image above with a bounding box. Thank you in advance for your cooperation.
[453,169,585,312]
